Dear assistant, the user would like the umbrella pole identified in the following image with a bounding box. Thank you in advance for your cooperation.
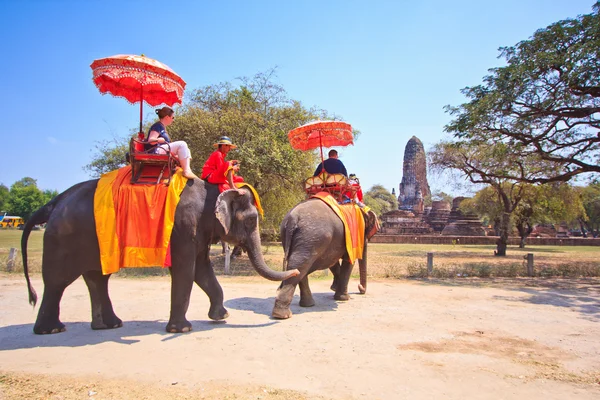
[319,132,326,173]
[139,86,143,134]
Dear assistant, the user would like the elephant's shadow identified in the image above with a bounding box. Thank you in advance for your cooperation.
[0,318,277,351]
[225,291,340,316]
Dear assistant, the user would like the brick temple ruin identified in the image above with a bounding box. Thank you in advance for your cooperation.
[379,136,485,236]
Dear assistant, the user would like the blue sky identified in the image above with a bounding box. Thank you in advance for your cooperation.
[1,0,595,196]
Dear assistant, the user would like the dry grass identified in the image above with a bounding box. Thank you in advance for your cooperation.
[2,229,600,278]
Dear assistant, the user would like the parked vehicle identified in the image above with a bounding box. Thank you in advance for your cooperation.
[0,216,24,228]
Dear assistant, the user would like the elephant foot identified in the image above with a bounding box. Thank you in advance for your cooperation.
[334,293,351,301]
[165,320,193,333]
[330,283,336,292]
[299,297,315,307]
[91,317,123,330]
[208,306,229,321]
[272,305,293,319]
[358,284,366,294]
[33,320,66,335]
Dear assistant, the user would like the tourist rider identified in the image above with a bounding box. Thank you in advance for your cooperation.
[313,149,348,177]
[146,106,198,179]
[201,136,244,191]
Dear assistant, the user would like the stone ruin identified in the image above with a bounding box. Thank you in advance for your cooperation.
[398,136,430,212]
[380,136,486,236]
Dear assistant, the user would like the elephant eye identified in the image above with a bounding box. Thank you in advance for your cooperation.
[244,215,257,230]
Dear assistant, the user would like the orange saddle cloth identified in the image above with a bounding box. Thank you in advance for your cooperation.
[94,166,188,275]
[310,192,365,264]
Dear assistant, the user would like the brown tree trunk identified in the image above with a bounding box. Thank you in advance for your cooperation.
[495,212,510,257]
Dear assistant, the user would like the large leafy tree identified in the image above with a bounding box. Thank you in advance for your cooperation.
[429,140,549,255]
[84,137,129,177]
[578,182,600,236]
[462,183,585,247]
[7,178,47,221]
[85,69,342,233]
[445,4,600,184]
[364,184,398,216]
[0,184,9,213]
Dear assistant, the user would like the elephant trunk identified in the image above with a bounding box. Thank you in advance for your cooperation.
[246,229,299,281]
[358,244,367,294]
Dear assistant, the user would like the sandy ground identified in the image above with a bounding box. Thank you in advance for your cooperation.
[0,273,599,400]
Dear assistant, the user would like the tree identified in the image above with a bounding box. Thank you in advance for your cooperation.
[7,177,47,221]
[461,182,585,247]
[0,184,9,213]
[85,69,341,234]
[84,137,129,177]
[445,5,600,184]
[578,182,600,236]
[364,185,398,216]
[429,140,548,256]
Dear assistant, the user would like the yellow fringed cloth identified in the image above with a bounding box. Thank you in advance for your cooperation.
[94,166,188,275]
[311,192,365,264]
[235,182,264,218]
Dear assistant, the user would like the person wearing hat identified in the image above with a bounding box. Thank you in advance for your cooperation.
[147,106,198,179]
[201,136,244,192]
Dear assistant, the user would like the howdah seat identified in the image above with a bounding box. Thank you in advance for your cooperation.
[128,132,179,185]
[304,172,360,203]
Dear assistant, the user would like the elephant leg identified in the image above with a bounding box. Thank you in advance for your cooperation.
[333,259,353,301]
[82,270,122,330]
[166,263,195,333]
[330,261,341,292]
[298,275,315,307]
[194,255,228,321]
[33,273,80,334]
[273,279,299,319]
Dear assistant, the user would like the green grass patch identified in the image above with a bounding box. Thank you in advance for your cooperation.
[2,230,600,279]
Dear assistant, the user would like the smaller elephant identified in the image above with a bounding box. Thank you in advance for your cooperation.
[272,199,378,319]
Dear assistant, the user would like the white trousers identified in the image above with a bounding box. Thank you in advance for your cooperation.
[156,141,191,159]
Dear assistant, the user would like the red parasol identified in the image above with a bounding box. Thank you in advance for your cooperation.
[288,120,354,167]
[90,54,186,133]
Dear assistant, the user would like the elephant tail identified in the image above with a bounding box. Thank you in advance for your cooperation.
[21,200,56,307]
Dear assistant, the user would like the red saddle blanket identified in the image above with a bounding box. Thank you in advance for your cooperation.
[310,192,365,264]
[94,166,188,275]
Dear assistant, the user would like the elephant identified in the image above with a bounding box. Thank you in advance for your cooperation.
[272,198,378,319]
[21,178,299,334]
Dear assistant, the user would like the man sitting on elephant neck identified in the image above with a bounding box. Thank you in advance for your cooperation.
[313,149,348,177]
[201,136,245,192]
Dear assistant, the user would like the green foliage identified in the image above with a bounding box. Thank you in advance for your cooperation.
[364,184,397,216]
[6,178,47,221]
[0,184,9,213]
[84,136,129,178]
[578,182,600,234]
[42,189,59,204]
[84,69,345,234]
[444,5,600,183]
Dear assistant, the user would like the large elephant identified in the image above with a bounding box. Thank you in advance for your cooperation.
[272,199,378,319]
[21,178,299,334]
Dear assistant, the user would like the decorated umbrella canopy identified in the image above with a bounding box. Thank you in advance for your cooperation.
[90,54,186,133]
[288,120,354,168]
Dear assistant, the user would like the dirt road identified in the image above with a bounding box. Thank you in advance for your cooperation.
[1,274,599,399]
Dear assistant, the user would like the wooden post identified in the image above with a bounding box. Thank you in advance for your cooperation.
[526,253,534,277]
[427,252,433,275]
[224,243,231,275]
[7,248,17,272]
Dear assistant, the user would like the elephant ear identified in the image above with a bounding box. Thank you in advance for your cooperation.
[215,189,244,235]
[366,210,380,240]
